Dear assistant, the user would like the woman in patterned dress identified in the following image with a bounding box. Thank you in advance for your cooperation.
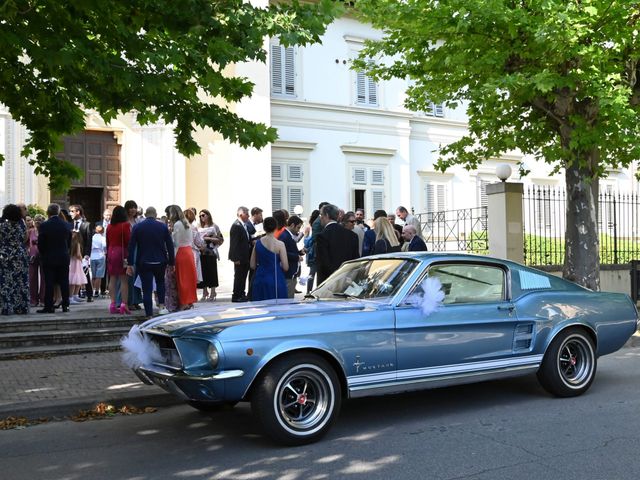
[0,204,29,315]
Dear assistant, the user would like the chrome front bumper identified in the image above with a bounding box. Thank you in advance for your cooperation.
[134,364,244,386]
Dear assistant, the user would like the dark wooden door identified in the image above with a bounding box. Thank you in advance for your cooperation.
[52,130,121,215]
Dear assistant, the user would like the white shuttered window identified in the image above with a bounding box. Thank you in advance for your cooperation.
[271,44,295,96]
[272,162,304,212]
[356,61,378,106]
[424,182,448,213]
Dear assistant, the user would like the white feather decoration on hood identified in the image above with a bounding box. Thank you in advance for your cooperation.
[120,324,163,369]
[418,276,445,316]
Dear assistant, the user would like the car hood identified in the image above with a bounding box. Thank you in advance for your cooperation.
[140,299,379,337]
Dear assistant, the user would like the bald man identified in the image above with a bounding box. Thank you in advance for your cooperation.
[402,225,427,252]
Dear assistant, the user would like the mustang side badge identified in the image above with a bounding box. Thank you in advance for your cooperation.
[353,355,365,373]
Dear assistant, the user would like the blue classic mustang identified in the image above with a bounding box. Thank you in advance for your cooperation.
[125,253,639,445]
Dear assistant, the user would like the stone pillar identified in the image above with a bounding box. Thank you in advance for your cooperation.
[486,182,524,263]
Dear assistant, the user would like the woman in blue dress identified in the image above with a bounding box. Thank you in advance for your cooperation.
[250,216,289,301]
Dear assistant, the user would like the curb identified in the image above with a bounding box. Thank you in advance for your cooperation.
[0,390,183,421]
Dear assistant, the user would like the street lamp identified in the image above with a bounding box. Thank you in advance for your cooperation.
[496,164,512,182]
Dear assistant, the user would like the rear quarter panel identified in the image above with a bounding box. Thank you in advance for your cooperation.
[515,290,637,356]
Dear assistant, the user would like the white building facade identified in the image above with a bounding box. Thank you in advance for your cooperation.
[1,10,638,229]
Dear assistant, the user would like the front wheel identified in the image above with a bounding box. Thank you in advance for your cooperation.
[537,328,596,397]
[251,353,341,445]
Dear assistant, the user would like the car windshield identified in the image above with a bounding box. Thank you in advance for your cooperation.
[312,258,419,300]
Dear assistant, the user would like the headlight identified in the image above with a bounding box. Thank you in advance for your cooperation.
[207,344,219,368]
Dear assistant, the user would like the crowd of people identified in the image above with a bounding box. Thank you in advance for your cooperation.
[0,199,426,316]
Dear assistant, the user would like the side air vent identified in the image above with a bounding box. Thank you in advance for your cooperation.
[513,323,534,351]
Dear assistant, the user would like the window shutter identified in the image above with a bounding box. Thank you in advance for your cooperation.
[372,190,384,211]
[272,187,283,212]
[288,187,303,212]
[371,168,384,185]
[477,179,489,208]
[356,71,366,104]
[271,163,283,181]
[271,45,283,95]
[284,46,295,95]
[434,103,444,117]
[368,75,378,105]
[436,184,447,211]
[353,167,367,184]
[288,164,302,182]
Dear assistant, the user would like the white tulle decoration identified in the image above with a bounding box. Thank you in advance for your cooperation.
[120,325,163,369]
[419,277,445,316]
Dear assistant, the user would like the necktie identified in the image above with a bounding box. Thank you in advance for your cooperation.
[75,221,79,231]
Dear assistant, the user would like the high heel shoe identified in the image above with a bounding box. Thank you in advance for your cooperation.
[119,303,130,314]
[199,293,208,302]
[109,302,118,314]
[208,292,217,302]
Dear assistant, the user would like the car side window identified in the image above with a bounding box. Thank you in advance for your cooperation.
[406,263,505,305]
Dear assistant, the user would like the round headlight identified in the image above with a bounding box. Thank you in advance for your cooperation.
[207,344,219,368]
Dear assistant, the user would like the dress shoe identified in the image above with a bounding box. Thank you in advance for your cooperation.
[61,306,69,312]
[37,308,55,314]
[86,297,93,303]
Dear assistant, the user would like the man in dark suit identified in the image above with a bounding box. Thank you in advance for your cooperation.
[126,206,175,317]
[315,204,360,286]
[70,204,93,302]
[37,203,72,313]
[281,215,305,298]
[402,225,428,252]
[228,206,251,302]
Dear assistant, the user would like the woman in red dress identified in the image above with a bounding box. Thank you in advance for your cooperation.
[106,205,130,314]
[166,205,197,310]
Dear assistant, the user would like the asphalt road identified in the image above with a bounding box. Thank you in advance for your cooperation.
[2,350,640,480]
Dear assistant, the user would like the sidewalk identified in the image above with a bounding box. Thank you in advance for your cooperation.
[1,295,639,422]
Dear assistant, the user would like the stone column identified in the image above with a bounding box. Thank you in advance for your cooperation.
[486,182,524,263]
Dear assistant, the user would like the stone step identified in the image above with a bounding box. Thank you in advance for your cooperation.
[0,341,122,360]
[0,327,132,349]
[0,315,143,333]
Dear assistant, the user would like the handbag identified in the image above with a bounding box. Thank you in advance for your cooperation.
[121,226,128,268]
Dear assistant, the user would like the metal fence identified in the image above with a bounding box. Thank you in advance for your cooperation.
[415,207,488,254]
[523,185,640,266]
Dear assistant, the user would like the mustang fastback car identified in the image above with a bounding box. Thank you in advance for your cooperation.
[124,253,639,445]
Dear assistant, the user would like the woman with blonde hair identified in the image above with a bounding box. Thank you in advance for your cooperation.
[372,217,401,254]
[166,205,197,310]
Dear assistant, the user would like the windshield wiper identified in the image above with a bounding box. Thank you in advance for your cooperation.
[304,293,320,301]
[332,292,360,300]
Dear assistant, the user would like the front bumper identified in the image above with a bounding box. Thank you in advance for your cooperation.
[133,364,244,402]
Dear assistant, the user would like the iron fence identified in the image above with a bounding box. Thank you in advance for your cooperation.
[523,185,640,266]
[415,207,488,254]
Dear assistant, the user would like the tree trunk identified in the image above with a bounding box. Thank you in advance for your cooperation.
[562,159,600,290]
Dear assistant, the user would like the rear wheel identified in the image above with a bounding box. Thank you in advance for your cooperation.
[537,328,596,397]
[251,353,341,445]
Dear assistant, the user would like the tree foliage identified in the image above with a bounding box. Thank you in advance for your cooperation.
[0,0,339,192]
[355,0,640,289]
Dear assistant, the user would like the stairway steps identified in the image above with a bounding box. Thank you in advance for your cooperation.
[0,316,143,333]
[0,341,122,360]
[0,327,133,349]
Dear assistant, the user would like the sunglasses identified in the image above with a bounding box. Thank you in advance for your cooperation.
[347,220,356,223]
[199,213,207,218]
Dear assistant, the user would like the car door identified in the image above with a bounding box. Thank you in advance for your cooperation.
[394,261,522,378]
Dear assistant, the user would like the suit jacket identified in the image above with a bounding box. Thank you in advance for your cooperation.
[315,222,359,285]
[408,235,428,252]
[228,219,251,263]
[38,216,72,267]
[73,218,92,257]
[128,217,175,267]
[281,229,301,279]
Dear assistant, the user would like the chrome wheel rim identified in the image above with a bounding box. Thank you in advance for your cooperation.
[557,336,593,387]
[275,364,333,435]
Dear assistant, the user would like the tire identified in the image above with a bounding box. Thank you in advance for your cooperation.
[188,401,237,412]
[251,353,342,446]
[537,328,597,397]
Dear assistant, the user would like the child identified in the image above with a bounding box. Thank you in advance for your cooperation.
[69,231,86,304]
[90,225,107,297]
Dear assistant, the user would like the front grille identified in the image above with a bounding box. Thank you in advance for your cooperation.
[146,333,183,369]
